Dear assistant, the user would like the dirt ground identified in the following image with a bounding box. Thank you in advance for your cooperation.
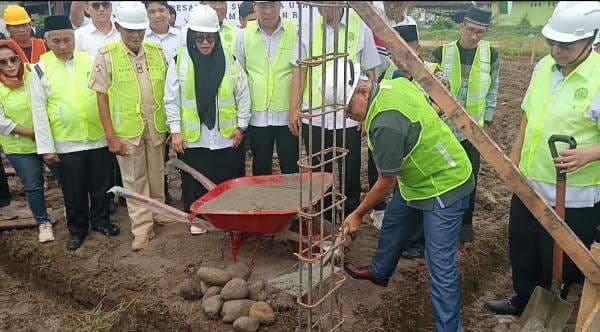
[0,56,585,331]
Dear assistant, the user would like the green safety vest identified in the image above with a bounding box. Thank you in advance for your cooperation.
[303,9,361,107]
[520,52,600,186]
[106,41,167,138]
[243,19,297,112]
[220,21,237,56]
[440,40,491,125]
[383,60,440,85]
[175,46,238,142]
[364,78,472,201]
[0,68,37,154]
[40,51,105,141]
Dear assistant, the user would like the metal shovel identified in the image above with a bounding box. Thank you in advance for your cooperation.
[518,135,576,331]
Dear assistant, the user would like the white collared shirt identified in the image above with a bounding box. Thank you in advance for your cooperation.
[74,21,120,58]
[522,60,600,208]
[291,10,380,130]
[164,57,251,150]
[29,57,108,154]
[144,26,183,61]
[235,18,291,127]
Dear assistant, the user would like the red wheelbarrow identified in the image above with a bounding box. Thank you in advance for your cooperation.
[109,159,334,264]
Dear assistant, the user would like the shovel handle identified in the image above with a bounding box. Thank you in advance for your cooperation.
[167,158,217,191]
[548,135,577,181]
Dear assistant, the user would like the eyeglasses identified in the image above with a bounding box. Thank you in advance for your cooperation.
[546,39,575,51]
[465,26,487,36]
[196,33,217,44]
[0,55,21,66]
[90,1,111,10]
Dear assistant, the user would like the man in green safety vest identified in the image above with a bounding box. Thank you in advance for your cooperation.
[202,1,237,56]
[90,2,169,252]
[486,1,600,316]
[30,15,120,251]
[432,6,500,244]
[333,60,474,331]
[235,1,298,175]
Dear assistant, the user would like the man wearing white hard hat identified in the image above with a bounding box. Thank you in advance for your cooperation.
[486,1,600,316]
[331,59,473,331]
[90,1,169,251]
[165,5,250,235]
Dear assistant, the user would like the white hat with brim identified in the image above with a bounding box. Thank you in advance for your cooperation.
[188,24,219,33]
[113,1,149,31]
[541,1,600,43]
[115,19,148,30]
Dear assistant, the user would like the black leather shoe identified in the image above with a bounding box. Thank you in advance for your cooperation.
[92,224,120,237]
[67,236,84,250]
[401,247,424,259]
[343,262,389,287]
[485,298,522,316]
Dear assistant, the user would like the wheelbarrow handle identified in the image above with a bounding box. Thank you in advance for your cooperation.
[548,135,577,182]
[167,158,217,191]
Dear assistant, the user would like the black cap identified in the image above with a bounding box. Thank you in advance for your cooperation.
[239,1,255,19]
[463,6,492,26]
[44,15,72,32]
[394,25,419,43]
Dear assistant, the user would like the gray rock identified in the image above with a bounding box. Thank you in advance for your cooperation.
[233,316,259,332]
[249,301,276,325]
[178,278,202,301]
[200,281,209,294]
[201,295,223,319]
[221,299,256,323]
[271,292,296,312]
[225,262,251,281]
[221,278,249,301]
[197,267,231,286]
[202,286,222,300]
[247,281,267,301]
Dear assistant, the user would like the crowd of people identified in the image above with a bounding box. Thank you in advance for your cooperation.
[0,1,598,331]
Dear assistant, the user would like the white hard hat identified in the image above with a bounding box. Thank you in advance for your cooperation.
[542,1,600,43]
[188,4,220,33]
[114,1,148,30]
[323,60,362,106]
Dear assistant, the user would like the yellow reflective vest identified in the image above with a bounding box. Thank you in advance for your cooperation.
[0,67,37,154]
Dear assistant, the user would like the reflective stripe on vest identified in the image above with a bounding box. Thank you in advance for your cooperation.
[441,40,491,126]
[244,19,297,112]
[0,68,36,154]
[40,51,105,141]
[176,47,238,142]
[106,41,167,138]
[302,9,361,107]
[220,21,237,56]
[520,53,600,186]
[364,78,472,201]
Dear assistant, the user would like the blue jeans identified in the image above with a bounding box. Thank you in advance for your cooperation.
[370,187,469,332]
[6,153,60,224]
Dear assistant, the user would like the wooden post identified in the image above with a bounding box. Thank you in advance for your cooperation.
[530,39,537,67]
[576,243,600,331]
[349,2,600,284]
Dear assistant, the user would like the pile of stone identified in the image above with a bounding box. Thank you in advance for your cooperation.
[178,262,287,332]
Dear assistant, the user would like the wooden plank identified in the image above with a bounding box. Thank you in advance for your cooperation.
[576,244,600,330]
[350,2,600,284]
[0,208,55,230]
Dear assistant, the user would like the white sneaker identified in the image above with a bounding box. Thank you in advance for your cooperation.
[38,222,55,243]
[370,210,384,230]
[190,225,207,235]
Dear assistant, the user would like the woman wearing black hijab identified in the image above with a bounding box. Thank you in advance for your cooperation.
[164,4,250,235]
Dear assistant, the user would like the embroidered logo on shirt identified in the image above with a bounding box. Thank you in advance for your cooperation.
[574,88,588,100]
[348,32,355,42]
[94,64,103,73]
[135,62,143,73]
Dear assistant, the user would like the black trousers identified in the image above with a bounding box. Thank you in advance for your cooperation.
[249,125,299,175]
[180,146,245,213]
[301,124,361,216]
[509,195,600,310]
[460,140,481,226]
[367,149,388,211]
[0,159,11,207]
[58,147,114,238]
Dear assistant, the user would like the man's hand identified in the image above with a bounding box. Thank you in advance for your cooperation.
[108,136,128,156]
[340,212,363,248]
[232,129,244,149]
[554,146,599,173]
[43,153,60,165]
[288,112,299,136]
[170,133,186,154]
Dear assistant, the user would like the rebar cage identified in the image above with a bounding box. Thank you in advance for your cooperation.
[295,1,352,330]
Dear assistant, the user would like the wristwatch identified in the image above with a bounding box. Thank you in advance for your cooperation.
[238,127,247,134]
